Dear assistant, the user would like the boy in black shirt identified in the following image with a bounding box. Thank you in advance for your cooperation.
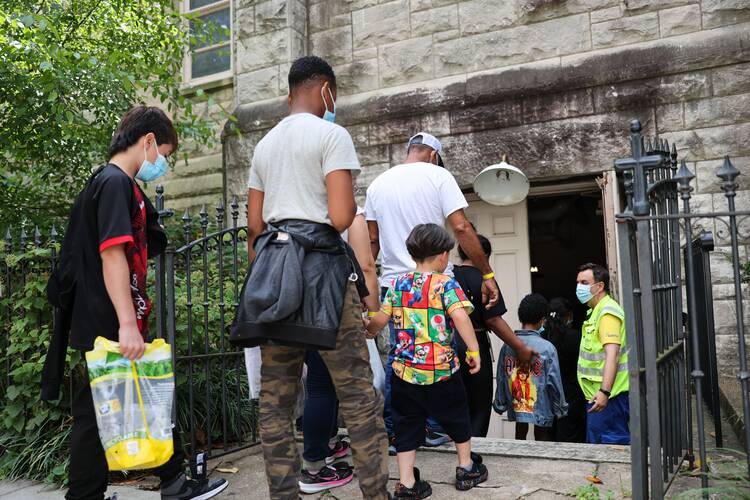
[51,107,227,500]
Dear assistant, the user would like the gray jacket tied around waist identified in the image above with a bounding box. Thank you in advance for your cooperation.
[230,219,366,350]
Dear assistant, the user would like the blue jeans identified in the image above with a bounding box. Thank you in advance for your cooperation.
[302,350,338,464]
[586,392,630,445]
[381,288,443,437]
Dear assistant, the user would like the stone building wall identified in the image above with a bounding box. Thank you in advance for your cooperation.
[148,84,234,215]
[224,0,750,372]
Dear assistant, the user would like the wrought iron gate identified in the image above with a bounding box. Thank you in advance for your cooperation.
[615,120,750,498]
[154,188,259,459]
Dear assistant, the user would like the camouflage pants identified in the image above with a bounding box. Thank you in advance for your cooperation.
[259,283,390,500]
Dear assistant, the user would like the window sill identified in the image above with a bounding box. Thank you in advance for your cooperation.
[180,74,234,96]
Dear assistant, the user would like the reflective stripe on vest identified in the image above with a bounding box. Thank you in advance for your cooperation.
[577,295,629,399]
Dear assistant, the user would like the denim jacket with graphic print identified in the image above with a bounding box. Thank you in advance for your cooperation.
[493,329,568,427]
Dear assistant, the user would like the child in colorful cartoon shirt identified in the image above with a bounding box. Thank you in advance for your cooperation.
[366,223,489,498]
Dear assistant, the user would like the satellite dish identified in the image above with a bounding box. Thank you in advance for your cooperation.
[473,159,530,206]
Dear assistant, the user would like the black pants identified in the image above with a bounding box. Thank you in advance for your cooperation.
[66,374,184,500]
[391,373,472,452]
[457,332,493,437]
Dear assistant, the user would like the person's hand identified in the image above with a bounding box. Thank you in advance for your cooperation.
[481,278,500,309]
[119,323,145,360]
[465,351,481,375]
[588,390,609,413]
[516,345,537,372]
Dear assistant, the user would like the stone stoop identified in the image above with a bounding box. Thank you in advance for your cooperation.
[429,436,631,464]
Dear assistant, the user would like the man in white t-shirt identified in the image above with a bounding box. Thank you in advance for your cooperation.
[246,56,389,499]
[365,132,502,448]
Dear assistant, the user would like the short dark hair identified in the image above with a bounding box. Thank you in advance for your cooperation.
[518,293,549,325]
[458,234,491,261]
[288,56,336,91]
[108,106,178,158]
[579,263,610,292]
[406,223,454,262]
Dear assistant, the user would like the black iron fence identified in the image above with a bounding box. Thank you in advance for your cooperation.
[0,188,259,467]
[615,120,750,498]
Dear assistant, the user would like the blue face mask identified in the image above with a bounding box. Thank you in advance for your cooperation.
[322,86,336,123]
[537,325,545,334]
[576,283,594,304]
[136,140,168,182]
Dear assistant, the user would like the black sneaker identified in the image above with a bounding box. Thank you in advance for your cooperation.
[325,438,351,464]
[423,429,451,447]
[299,462,354,494]
[394,467,432,499]
[455,452,488,491]
[161,477,228,500]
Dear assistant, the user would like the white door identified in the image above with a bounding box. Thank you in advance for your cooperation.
[463,198,532,439]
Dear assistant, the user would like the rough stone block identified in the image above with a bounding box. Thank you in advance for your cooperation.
[336,59,380,95]
[347,124,370,147]
[450,101,524,135]
[712,282,750,301]
[592,12,659,49]
[623,0,694,13]
[712,62,750,97]
[422,112,451,136]
[411,0,458,12]
[702,0,750,29]
[458,0,519,35]
[411,4,458,37]
[236,6,255,39]
[278,62,291,94]
[255,0,288,33]
[354,47,378,60]
[237,29,291,73]
[237,66,280,105]
[592,71,710,112]
[160,172,223,199]
[436,14,590,77]
[439,108,656,187]
[310,26,353,65]
[433,29,460,43]
[712,298,750,337]
[379,36,433,87]
[715,334,750,373]
[356,163,390,192]
[352,0,411,50]
[695,156,750,194]
[522,88,595,123]
[369,116,422,146]
[357,144,391,166]
[289,0,307,34]
[662,122,750,161]
[684,93,750,129]
[590,5,622,23]
[309,1,351,33]
[659,4,701,37]
[291,30,305,59]
[656,103,684,133]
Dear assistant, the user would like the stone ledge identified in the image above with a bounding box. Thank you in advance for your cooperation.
[718,375,748,449]
[429,436,631,464]
[225,21,750,136]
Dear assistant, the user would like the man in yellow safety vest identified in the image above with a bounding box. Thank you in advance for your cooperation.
[576,263,630,445]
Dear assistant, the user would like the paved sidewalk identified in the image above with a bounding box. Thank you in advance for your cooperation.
[0,438,705,499]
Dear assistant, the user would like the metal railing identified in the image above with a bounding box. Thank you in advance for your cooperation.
[615,119,750,498]
[0,187,259,466]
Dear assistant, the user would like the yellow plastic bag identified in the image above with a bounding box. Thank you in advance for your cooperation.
[85,336,174,471]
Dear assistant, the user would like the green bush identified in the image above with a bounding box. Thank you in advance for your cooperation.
[0,224,255,485]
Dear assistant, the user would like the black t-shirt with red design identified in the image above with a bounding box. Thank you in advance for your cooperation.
[67,164,156,350]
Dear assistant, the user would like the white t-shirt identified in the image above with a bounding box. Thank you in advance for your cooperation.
[364,162,468,287]
[247,113,361,225]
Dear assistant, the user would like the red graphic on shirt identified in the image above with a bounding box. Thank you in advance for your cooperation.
[128,187,151,337]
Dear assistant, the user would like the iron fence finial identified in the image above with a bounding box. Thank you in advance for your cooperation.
[717,156,740,196]
[675,159,695,196]
[50,225,58,244]
[4,227,11,252]
[230,196,239,218]
[630,119,642,133]
[19,227,27,250]
[34,226,42,248]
